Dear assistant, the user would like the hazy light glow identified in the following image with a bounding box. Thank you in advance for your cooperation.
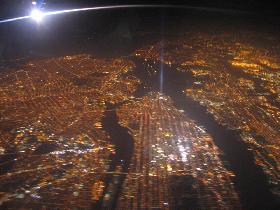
[30,9,44,23]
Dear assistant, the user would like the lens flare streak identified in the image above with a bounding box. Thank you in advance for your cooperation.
[0,5,250,24]
[0,16,30,23]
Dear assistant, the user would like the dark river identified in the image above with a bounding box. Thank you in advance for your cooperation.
[1,7,280,210]
[132,57,280,210]
[98,55,280,209]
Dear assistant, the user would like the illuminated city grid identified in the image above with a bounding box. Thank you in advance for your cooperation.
[116,92,241,210]
[135,32,280,196]
[0,54,139,208]
[0,30,279,209]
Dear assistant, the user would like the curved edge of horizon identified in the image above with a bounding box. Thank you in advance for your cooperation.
[0,4,252,24]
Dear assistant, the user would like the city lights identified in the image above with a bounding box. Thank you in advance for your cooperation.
[0,54,138,208]
[0,12,279,208]
[116,93,241,209]
[135,33,280,200]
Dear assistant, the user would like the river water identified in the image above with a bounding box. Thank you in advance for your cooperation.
[100,56,280,209]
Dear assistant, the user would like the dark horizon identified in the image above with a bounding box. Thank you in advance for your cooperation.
[0,1,279,210]
[0,0,280,20]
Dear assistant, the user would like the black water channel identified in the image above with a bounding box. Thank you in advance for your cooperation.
[132,57,279,210]
[100,102,134,210]
[99,55,280,210]
[1,7,279,210]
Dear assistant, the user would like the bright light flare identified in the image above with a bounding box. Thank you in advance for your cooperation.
[0,5,250,24]
[30,9,44,23]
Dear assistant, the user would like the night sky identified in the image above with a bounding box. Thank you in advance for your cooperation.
[0,0,280,19]
[0,1,280,210]
[0,0,279,61]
